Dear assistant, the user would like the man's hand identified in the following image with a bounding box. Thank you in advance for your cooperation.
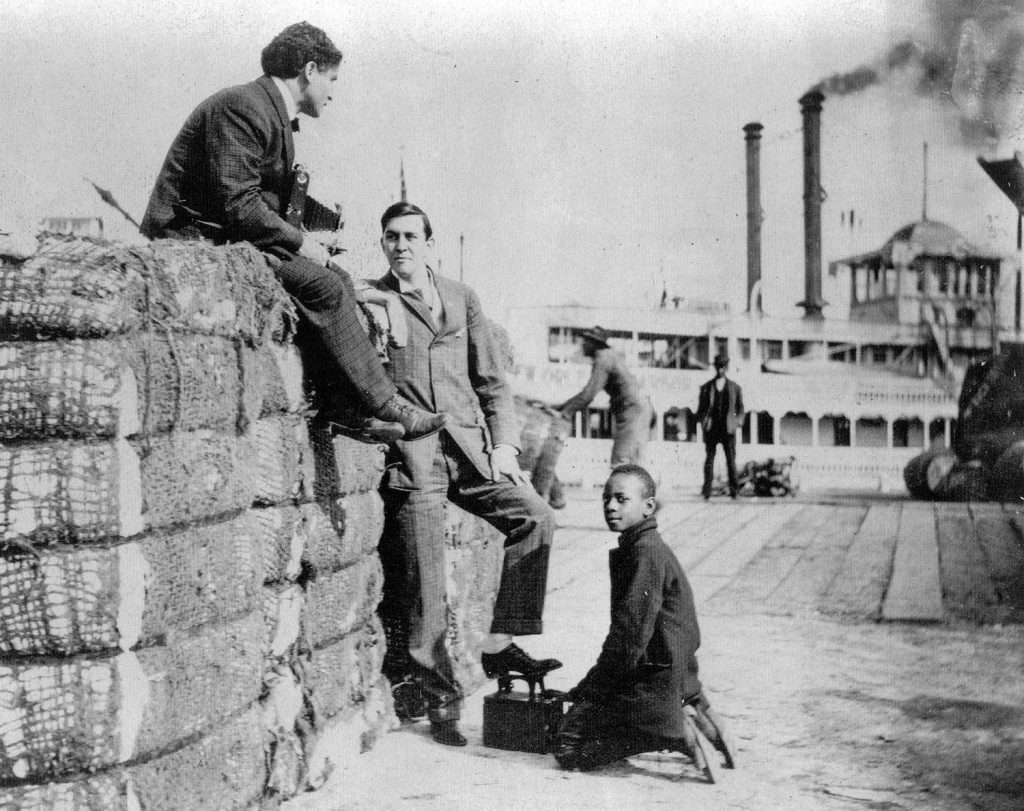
[489,444,526,485]
[351,283,408,347]
[298,235,331,266]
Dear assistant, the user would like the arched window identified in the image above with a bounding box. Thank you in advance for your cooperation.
[780,412,813,446]
[818,414,851,447]
[893,417,925,448]
[855,416,888,448]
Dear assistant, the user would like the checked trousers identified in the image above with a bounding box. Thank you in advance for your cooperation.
[379,434,555,722]
[275,256,396,411]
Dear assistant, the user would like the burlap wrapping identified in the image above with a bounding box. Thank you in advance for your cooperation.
[307,425,387,499]
[0,611,262,781]
[250,414,317,507]
[442,502,503,693]
[0,513,260,656]
[250,505,311,585]
[239,340,307,421]
[262,665,393,802]
[302,555,383,648]
[317,492,384,573]
[0,705,265,811]
[251,498,382,585]
[0,335,252,441]
[0,432,255,547]
[0,237,293,343]
[304,617,386,721]
[263,583,306,662]
[261,665,307,801]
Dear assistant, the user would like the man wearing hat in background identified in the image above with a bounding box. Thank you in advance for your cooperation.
[696,353,744,499]
[558,326,655,467]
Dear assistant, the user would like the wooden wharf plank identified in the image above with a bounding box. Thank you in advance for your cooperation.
[693,502,805,610]
[672,504,772,571]
[695,502,803,578]
[655,500,715,539]
[701,504,834,615]
[765,505,866,616]
[822,502,901,620]
[933,502,999,623]
[969,503,1024,622]
[881,502,944,622]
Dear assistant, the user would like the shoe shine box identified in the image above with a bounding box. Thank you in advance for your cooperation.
[482,688,564,754]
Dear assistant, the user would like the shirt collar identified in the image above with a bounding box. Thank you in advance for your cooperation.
[390,267,435,296]
[270,75,299,126]
[617,515,658,548]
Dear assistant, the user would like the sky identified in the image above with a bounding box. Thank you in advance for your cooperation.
[3,0,1024,323]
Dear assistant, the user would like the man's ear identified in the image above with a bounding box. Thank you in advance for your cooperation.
[300,61,317,84]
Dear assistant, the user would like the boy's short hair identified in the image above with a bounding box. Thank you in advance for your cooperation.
[609,464,657,499]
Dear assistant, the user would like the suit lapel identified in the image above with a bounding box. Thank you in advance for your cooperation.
[256,75,295,172]
[433,277,464,337]
[384,274,438,335]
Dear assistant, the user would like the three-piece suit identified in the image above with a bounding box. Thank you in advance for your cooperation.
[695,376,745,496]
[141,75,395,410]
[372,270,555,722]
[562,516,702,766]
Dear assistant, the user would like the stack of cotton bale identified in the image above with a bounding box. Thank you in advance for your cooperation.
[255,408,392,799]
[0,236,390,808]
[0,236,280,809]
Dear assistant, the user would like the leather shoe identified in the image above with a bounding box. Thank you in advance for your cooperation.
[325,415,405,443]
[374,395,447,441]
[481,643,562,678]
[430,720,467,747]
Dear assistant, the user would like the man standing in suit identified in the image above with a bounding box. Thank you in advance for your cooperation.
[696,353,744,499]
[372,202,560,747]
[141,22,443,442]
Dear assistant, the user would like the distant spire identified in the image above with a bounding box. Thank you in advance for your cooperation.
[922,141,928,221]
[400,154,407,203]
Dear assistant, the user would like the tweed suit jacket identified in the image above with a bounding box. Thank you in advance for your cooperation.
[141,76,306,253]
[372,272,520,489]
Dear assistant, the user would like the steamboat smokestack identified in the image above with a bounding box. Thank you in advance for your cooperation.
[744,122,764,312]
[798,90,827,319]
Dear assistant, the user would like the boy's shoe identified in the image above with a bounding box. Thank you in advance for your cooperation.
[373,395,447,441]
[481,643,562,678]
[430,720,467,747]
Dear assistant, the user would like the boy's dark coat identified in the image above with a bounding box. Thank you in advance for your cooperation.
[572,516,702,738]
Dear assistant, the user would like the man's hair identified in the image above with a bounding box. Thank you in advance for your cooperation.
[609,464,657,499]
[261,22,342,78]
[380,201,433,240]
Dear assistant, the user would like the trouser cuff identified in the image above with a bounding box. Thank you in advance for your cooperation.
[489,619,542,636]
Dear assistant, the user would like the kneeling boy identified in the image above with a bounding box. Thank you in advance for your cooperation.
[556,464,731,771]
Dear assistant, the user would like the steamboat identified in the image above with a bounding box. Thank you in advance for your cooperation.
[505,92,1024,493]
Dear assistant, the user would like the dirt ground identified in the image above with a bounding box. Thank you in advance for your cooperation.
[285,493,1024,811]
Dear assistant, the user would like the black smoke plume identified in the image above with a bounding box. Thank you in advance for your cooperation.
[808,0,1024,144]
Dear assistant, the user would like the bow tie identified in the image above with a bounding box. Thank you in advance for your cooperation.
[290,118,300,133]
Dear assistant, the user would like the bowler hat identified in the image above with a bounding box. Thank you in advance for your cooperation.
[580,326,610,348]
[713,352,730,368]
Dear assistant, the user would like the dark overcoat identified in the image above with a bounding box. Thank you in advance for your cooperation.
[572,516,702,738]
[696,377,745,436]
